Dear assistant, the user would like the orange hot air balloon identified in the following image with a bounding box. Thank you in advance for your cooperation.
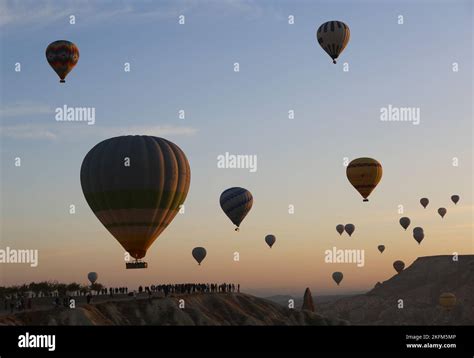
[46,40,79,83]
[439,292,456,311]
[346,158,383,202]
[80,136,191,268]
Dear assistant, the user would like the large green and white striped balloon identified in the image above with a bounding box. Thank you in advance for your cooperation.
[80,136,190,260]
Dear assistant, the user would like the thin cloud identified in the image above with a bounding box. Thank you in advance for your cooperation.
[0,102,54,118]
[0,123,197,140]
[0,0,265,28]
[0,124,57,139]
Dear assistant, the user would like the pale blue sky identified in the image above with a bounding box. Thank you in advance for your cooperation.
[1,0,472,296]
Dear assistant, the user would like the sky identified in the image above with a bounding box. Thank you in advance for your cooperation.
[0,0,472,297]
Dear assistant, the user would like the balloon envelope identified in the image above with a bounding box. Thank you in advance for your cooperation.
[439,292,456,311]
[346,158,382,202]
[420,198,429,208]
[192,247,207,265]
[377,245,385,253]
[332,272,343,285]
[438,208,447,218]
[87,272,98,284]
[265,234,276,248]
[336,224,344,235]
[393,260,405,273]
[80,136,191,261]
[413,227,424,244]
[451,195,460,205]
[344,224,355,237]
[316,21,350,64]
[399,217,410,230]
[220,187,253,230]
[46,40,79,83]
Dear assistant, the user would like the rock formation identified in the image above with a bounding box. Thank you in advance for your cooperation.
[302,287,315,312]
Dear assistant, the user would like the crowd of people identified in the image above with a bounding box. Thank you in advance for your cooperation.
[1,282,241,312]
[3,296,32,313]
[149,283,240,297]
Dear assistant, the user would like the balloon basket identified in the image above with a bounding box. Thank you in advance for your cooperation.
[126,261,148,269]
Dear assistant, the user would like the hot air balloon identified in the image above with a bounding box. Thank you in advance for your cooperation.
[265,234,276,248]
[413,227,424,244]
[87,272,98,285]
[344,224,355,237]
[316,21,350,64]
[332,272,343,285]
[399,217,410,230]
[439,292,456,311]
[420,198,429,208]
[377,245,385,253]
[192,247,207,265]
[46,40,79,83]
[438,208,447,218]
[220,187,253,231]
[393,260,405,274]
[80,136,191,269]
[336,224,344,235]
[451,195,460,205]
[346,158,383,202]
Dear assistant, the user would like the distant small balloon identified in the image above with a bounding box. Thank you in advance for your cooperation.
[336,224,344,235]
[451,195,460,205]
[420,198,429,208]
[438,208,447,218]
[413,227,424,244]
[439,292,456,311]
[377,245,385,253]
[87,272,98,285]
[265,234,276,248]
[399,217,411,230]
[393,260,405,274]
[192,247,207,265]
[344,224,355,237]
[332,272,343,285]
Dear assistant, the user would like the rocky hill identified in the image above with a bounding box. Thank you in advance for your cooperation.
[317,255,474,325]
[0,293,348,326]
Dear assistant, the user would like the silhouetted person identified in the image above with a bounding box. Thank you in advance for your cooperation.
[237,284,240,293]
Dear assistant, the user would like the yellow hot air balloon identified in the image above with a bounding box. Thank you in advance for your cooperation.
[439,292,456,311]
[346,158,383,202]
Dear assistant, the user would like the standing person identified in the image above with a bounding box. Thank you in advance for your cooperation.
[237,284,240,293]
